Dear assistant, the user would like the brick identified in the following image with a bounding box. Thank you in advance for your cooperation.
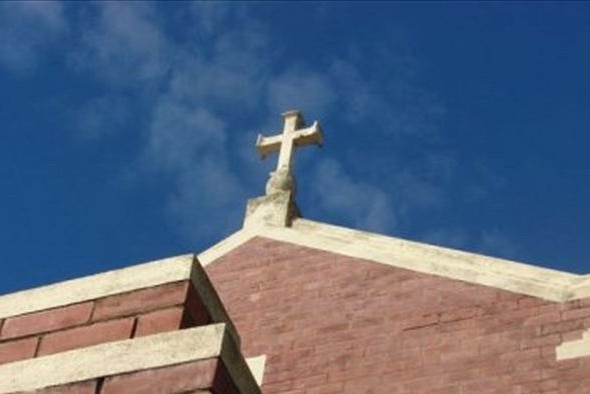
[92,281,189,321]
[440,307,481,322]
[519,334,561,349]
[518,297,550,309]
[402,313,439,330]
[38,317,134,356]
[523,310,560,327]
[541,345,557,358]
[1,302,93,340]
[102,359,219,394]
[561,329,585,342]
[134,306,185,337]
[31,380,97,394]
[306,382,344,394]
[542,319,584,335]
[561,307,590,321]
[0,336,38,364]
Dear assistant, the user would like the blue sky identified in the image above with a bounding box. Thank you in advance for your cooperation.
[1,2,589,294]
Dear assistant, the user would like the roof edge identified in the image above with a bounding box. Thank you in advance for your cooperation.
[0,217,587,320]
[234,219,588,302]
[0,254,194,319]
[0,227,255,320]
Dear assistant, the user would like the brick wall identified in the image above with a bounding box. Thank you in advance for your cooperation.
[0,280,208,367]
[206,236,590,394]
[0,258,261,394]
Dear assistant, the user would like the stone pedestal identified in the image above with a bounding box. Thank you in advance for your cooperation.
[243,190,300,228]
[244,167,301,228]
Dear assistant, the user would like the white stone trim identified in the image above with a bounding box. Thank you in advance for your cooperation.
[0,324,259,393]
[1,217,589,321]
[0,226,254,320]
[556,330,590,360]
[198,228,254,267]
[254,219,584,302]
[567,276,590,300]
[0,255,194,320]
[246,355,266,385]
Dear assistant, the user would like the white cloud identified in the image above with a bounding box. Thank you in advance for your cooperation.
[267,68,337,117]
[143,99,246,242]
[145,102,227,172]
[167,30,269,110]
[188,2,233,37]
[0,1,66,73]
[328,51,445,140]
[389,153,455,217]
[70,95,131,140]
[166,155,245,243]
[328,59,374,124]
[58,4,456,245]
[311,158,397,233]
[422,228,469,250]
[420,226,521,262]
[62,3,270,241]
[69,2,168,86]
[478,229,520,260]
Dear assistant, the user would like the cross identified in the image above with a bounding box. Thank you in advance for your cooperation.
[256,110,323,172]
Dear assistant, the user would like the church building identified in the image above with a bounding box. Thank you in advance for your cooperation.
[0,111,589,393]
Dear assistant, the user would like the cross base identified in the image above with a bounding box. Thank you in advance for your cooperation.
[243,190,300,228]
[265,167,296,195]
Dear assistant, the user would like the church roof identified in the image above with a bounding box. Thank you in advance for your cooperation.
[0,214,586,323]
[1,109,588,334]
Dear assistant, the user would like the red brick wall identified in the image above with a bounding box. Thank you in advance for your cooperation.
[0,280,210,366]
[206,237,590,394]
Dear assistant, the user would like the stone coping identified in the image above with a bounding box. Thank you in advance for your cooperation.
[0,254,240,348]
[0,217,588,322]
[0,323,260,394]
[0,227,253,320]
[261,219,585,302]
[0,255,194,320]
[245,355,266,385]
[239,218,590,302]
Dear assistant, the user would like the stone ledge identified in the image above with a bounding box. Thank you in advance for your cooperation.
[0,252,236,316]
[0,254,240,349]
[0,226,254,321]
[1,215,589,323]
[246,218,589,302]
[0,323,260,394]
[0,255,194,320]
[245,355,266,386]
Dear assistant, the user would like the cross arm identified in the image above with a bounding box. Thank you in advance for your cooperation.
[293,121,323,148]
[256,134,282,158]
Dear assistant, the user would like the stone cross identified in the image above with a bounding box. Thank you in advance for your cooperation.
[256,110,323,173]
